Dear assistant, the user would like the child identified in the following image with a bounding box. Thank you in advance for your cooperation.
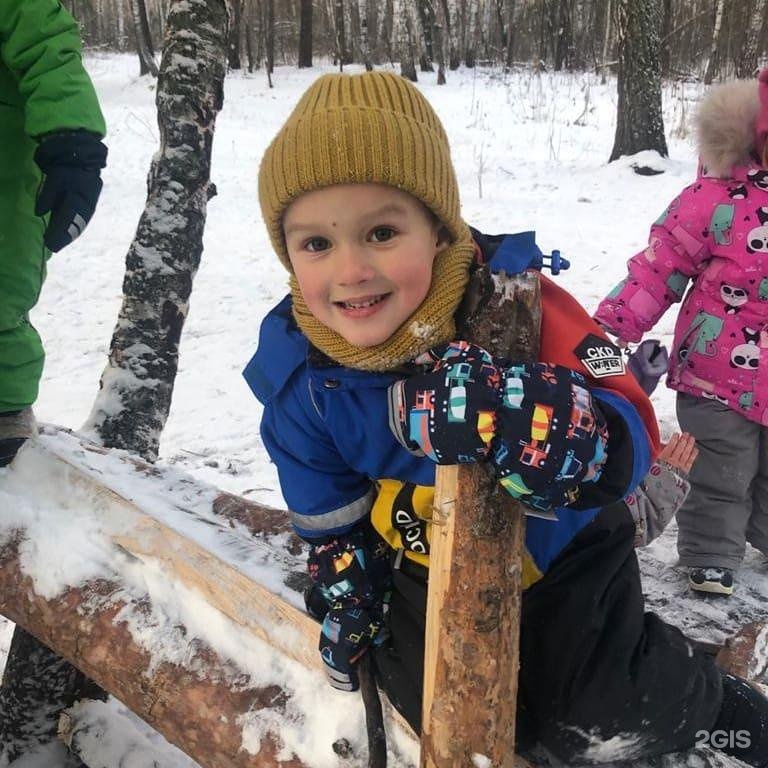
[594,69,768,598]
[0,1,107,760]
[246,71,768,765]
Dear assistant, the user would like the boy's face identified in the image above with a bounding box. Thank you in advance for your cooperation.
[284,184,447,348]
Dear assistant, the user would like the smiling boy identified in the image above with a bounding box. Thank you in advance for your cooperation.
[283,184,446,349]
[246,71,768,766]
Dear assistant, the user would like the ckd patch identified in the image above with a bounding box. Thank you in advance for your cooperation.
[575,334,625,378]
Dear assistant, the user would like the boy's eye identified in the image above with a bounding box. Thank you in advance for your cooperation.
[305,237,331,252]
[370,227,395,243]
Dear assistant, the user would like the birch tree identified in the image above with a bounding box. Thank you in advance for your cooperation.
[704,0,725,84]
[131,0,158,76]
[86,0,229,462]
[736,0,767,79]
[444,0,460,68]
[358,0,374,68]
[609,0,668,165]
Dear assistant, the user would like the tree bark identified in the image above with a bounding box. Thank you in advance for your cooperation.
[464,0,478,66]
[609,0,668,165]
[736,0,767,79]
[599,0,611,83]
[228,0,243,68]
[704,0,725,85]
[444,0,460,68]
[298,0,313,66]
[421,264,541,767]
[504,0,516,68]
[334,0,348,67]
[130,0,159,76]
[86,0,228,461]
[0,430,412,767]
[265,0,275,77]
[416,0,435,70]
[431,0,447,82]
[554,0,572,70]
[358,0,373,69]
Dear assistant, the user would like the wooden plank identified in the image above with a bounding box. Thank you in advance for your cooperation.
[421,269,541,767]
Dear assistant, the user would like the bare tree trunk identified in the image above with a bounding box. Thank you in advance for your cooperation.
[600,0,612,83]
[416,0,435,69]
[131,0,158,76]
[464,0,477,65]
[396,0,418,78]
[228,0,243,68]
[298,0,313,66]
[504,0,516,68]
[736,0,766,79]
[334,0,348,67]
[444,0,460,68]
[245,0,260,69]
[431,0,447,82]
[554,0,572,70]
[609,0,668,165]
[86,0,228,462]
[704,0,725,84]
[116,0,126,50]
[658,0,671,77]
[265,0,275,76]
[359,0,374,68]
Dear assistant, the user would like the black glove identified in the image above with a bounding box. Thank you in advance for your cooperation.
[307,525,391,692]
[34,130,108,252]
[389,341,502,463]
[492,363,609,513]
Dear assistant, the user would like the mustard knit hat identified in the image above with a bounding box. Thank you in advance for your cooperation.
[258,70,470,267]
[258,70,476,371]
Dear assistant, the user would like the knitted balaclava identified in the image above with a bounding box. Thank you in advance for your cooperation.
[258,70,476,372]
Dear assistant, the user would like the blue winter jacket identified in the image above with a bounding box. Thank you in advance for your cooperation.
[245,232,658,588]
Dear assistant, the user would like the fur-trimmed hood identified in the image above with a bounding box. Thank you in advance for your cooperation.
[696,78,759,176]
[695,70,768,177]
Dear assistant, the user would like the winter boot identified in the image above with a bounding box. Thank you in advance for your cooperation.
[0,408,36,467]
[689,566,735,596]
[709,672,768,767]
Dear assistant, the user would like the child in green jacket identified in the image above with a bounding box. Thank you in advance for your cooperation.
[0,0,107,467]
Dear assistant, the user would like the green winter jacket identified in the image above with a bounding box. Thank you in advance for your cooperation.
[0,0,105,411]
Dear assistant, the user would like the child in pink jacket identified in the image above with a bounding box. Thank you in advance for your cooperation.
[595,69,768,596]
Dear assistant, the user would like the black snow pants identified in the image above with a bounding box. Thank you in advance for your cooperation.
[372,503,724,764]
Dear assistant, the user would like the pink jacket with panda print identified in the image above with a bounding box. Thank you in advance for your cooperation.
[595,71,768,426]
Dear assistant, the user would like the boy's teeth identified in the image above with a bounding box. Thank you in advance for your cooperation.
[343,296,384,309]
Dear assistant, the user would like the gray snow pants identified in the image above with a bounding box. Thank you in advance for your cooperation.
[676,392,768,570]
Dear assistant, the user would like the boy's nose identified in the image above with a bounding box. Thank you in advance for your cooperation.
[336,245,376,285]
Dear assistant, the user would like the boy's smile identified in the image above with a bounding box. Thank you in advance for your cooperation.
[284,184,447,348]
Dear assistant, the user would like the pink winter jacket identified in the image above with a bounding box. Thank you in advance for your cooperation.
[594,163,768,425]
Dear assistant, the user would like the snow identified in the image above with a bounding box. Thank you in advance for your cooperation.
[0,52,765,765]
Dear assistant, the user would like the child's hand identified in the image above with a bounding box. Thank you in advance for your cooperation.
[658,432,698,475]
[388,341,502,463]
[492,363,609,512]
[307,526,392,692]
[319,605,385,692]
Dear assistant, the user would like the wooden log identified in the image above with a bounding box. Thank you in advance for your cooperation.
[0,536,309,768]
[0,431,415,766]
[421,268,541,768]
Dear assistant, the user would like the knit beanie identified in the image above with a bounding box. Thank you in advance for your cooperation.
[258,70,476,371]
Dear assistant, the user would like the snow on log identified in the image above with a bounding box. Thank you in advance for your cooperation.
[0,427,417,767]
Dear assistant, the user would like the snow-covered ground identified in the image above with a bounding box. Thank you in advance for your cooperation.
[0,54,765,765]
